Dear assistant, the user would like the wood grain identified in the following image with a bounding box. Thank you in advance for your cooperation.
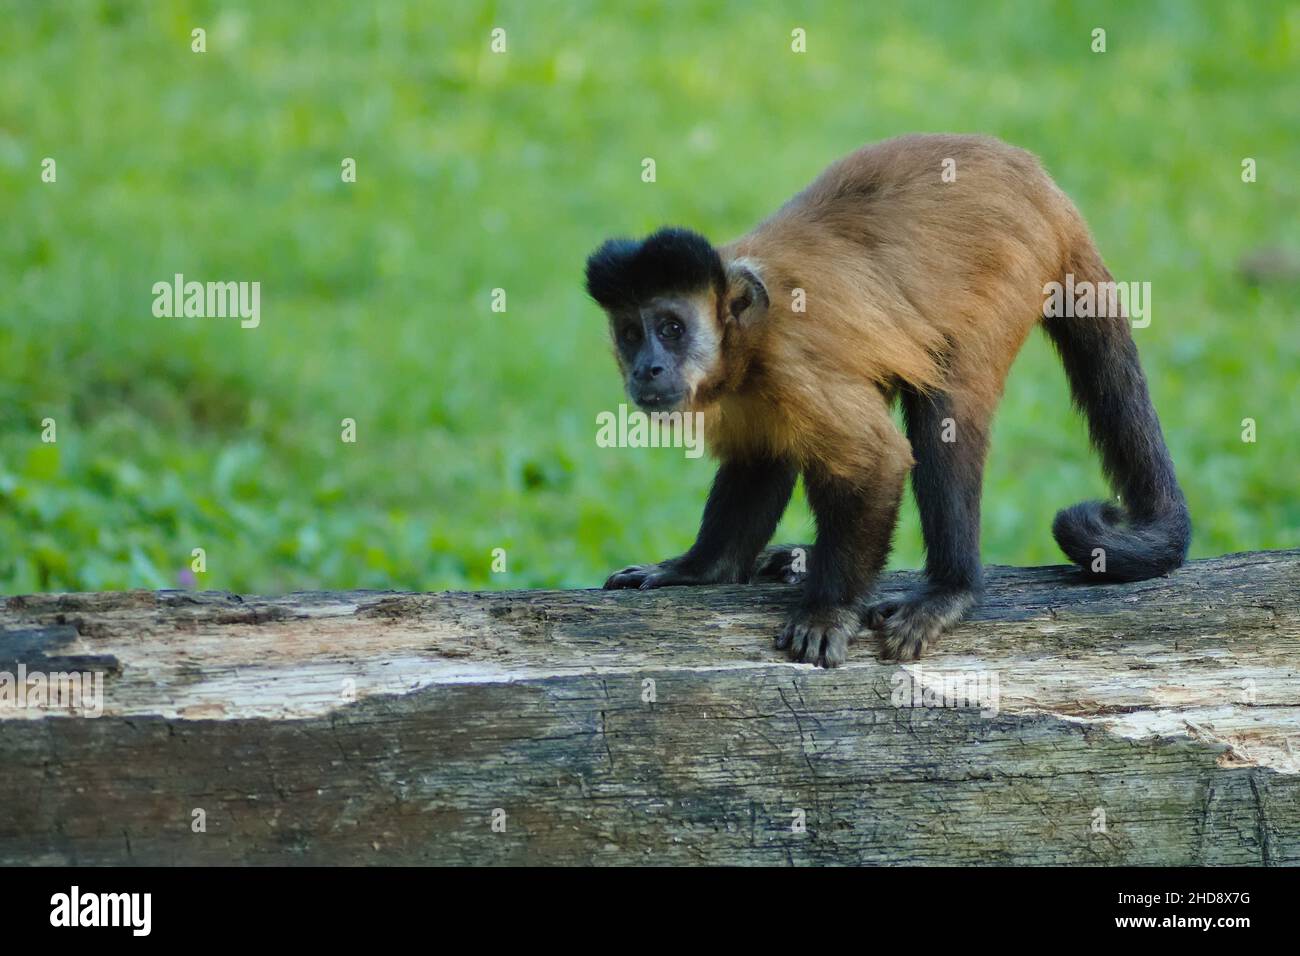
[1,549,1297,864]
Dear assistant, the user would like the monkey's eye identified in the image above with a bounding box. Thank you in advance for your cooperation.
[658,319,684,340]
[620,325,642,345]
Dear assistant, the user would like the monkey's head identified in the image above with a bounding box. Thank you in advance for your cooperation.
[585,227,768,412]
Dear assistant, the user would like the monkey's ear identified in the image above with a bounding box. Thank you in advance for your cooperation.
[723,261,769,326]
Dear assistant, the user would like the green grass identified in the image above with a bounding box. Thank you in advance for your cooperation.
[1,0,1297,594]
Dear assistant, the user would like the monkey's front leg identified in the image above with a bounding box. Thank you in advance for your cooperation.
[604,456,797,590]
[778,463,905,667]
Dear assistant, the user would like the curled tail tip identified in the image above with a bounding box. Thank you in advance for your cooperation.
[1053,499,1190,582]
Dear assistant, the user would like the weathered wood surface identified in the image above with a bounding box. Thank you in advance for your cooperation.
[1,549,1297,865]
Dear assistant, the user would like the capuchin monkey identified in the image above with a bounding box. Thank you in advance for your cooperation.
[585,133,1190,667]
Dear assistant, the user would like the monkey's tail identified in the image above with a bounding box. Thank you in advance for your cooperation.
[1041,256,1191,582]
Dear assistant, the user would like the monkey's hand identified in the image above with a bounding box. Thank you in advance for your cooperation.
[603,558,734,590]
[775,604,860,668]
[867,586,977,661]
[752,545,813,584]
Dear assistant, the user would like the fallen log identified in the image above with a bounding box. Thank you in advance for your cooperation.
[1,549,1297,865]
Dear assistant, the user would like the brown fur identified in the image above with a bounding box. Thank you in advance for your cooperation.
[692,133,1090,480]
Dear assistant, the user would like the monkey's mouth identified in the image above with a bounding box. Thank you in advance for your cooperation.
[631,389,686,413]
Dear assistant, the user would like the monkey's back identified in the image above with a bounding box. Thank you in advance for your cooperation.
[725,133,1092,405]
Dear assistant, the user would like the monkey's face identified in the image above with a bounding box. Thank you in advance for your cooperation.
[609,293,720,412]
[585,227,767,411]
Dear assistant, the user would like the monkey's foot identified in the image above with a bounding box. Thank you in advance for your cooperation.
[775,605,859,668]
[603,560,728,590]
[752,545,813,584]
[867,586,978,661]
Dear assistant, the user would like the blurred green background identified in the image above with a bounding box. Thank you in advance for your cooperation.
[1,0,1296,594]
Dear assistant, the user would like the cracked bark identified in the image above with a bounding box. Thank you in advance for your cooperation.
[1,549,1297,865]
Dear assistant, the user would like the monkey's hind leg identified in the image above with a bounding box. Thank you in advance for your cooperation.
[752,544,813,583]
[870,388,987,660]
